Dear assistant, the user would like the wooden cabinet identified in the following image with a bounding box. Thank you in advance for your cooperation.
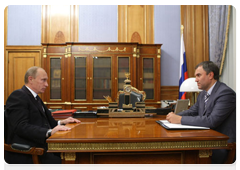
[138,44,161,105]
[42,43,162,110]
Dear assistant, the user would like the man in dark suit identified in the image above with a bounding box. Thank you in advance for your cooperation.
[5,66,80,164]
[166,61,236,164]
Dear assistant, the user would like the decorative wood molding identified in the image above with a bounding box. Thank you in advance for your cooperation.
[77,46,127,52]
[48,140,228,152]
[199,150,212,158]
[64,152,76,161]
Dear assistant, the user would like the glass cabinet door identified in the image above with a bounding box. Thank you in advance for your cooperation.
[143,58,154,99]
[74,57,87,100]
[118,57,130,91]
[50,58,62,99]
[93,57,111,99]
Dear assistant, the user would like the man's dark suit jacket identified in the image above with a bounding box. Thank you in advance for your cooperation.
[178,81,236,163]
[5,86,59,164]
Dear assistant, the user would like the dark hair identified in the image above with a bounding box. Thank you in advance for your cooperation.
[24,66,40,84]
[195,61,219,80]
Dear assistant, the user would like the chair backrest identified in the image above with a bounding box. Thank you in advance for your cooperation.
[4,110,8,141]
[4,110,44,164]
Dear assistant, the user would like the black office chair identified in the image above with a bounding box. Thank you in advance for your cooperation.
[4,110,44,164]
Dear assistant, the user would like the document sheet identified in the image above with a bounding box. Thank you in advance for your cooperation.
[156,120,210,130]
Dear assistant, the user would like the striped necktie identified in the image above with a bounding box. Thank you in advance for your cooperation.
[36,95,45,112]
[204,92,210,108]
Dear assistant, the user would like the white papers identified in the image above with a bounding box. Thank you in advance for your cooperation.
[156,120,210,130]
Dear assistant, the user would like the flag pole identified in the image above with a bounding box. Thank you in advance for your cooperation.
[181,25,184,35]
[179,24,188,100]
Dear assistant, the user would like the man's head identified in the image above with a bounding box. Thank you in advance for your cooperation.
[195,61,219,91]
[24,66,48,94]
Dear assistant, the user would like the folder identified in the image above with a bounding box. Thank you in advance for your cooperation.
[52,109,77,119]
[156,120,209,130]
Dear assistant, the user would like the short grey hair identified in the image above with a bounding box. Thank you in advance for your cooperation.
[24,66,41,84]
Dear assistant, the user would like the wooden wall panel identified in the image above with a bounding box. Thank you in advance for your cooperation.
[42,5,79,43]
[181,5,209,77]
[5,47,42,103]
[91,152,183,164]
[118,5,154,44]
[12,57,35,90]
[4,7,8,105]
[160,86,179,100]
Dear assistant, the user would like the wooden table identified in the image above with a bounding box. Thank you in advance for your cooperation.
[47,116,229,164]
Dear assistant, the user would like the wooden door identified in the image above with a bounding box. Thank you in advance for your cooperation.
[7,52,40,97]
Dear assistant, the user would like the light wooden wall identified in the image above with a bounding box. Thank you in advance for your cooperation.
[5,46,42,101]
[181,5,209,77]
[118,5,154,44]
[41,5,79,43]
[4,7,8,103]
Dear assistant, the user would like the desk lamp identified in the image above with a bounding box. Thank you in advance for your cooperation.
[180,78,202,105]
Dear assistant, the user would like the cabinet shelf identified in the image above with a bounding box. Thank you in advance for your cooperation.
[94,88,111,90]
[75,77,86,79]
[51,87,61,90]
[94,67,111,69]
[75,66,86,68]
[93,77,111,79]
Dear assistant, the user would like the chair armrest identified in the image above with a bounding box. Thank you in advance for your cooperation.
[4,143,44,156]
[11,143,31,151]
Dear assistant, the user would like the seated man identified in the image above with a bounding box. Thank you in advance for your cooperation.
[166,61,236,164]
[5,66,80,164]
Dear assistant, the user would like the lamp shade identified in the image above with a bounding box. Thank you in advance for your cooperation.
[180,78,202,92]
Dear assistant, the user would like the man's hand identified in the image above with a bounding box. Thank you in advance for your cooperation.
[60,117,81,125]
[166,112,182,124]
[51,125,71,135]
[51,118,80,135]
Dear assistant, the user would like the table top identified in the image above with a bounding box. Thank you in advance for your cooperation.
[47,116,229,143]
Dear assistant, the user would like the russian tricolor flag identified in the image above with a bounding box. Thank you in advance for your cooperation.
[179,34,188,99]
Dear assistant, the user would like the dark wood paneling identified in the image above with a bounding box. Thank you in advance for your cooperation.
[161,86,179,100]
[92,152,183,164]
